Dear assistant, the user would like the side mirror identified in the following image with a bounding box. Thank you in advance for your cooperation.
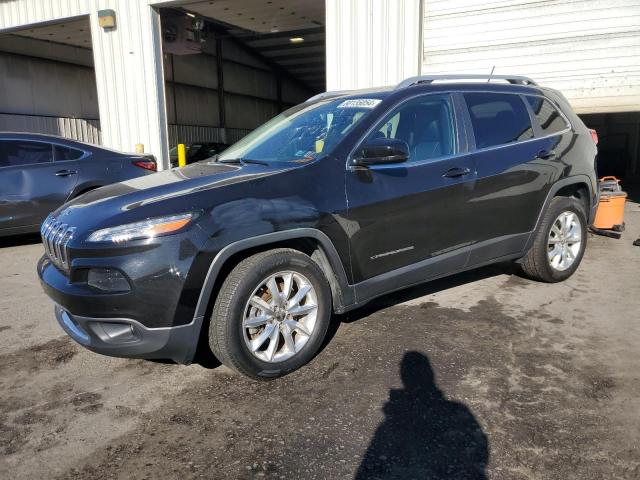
[353,138,409,166]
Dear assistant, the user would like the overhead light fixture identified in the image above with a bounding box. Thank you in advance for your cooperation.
[185,12,196,18]
[289,37,304,43]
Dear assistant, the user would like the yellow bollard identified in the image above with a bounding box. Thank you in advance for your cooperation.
[177,143,187,168]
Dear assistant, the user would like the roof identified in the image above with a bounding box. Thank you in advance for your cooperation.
[307,74,545,103]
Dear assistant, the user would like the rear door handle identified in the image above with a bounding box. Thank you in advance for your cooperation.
[535,149,556,160]
[55,169,77,177]
[442,167,471,178]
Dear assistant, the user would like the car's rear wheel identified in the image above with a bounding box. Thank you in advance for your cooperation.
[518,196,587,282]
[209,248,331,379]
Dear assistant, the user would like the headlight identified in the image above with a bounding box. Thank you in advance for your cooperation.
[87,213,194,243]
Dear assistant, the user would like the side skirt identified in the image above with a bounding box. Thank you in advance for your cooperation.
[346,232,529,310]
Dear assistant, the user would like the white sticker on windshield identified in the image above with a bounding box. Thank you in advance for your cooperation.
[337,99,381,109]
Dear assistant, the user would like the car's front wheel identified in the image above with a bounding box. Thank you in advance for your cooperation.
[209,248,332,379]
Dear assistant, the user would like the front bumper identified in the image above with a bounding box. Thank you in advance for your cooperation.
[54,304,203,364]
[38,254,205,364]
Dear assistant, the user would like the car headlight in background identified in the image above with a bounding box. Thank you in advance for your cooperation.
[87,213,194,243]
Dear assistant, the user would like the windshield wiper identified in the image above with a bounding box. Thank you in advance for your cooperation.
[217,158,269,166]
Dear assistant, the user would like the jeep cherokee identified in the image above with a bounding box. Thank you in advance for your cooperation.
[38,75,598,379]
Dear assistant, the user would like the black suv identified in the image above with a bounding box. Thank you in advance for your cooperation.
[38,75,598,379]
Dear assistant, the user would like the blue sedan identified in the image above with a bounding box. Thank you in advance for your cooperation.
[0,132,157,237]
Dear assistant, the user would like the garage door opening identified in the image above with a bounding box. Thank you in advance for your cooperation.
[0,17,101,144]
[580,113,640,188]
[159,1,326,165]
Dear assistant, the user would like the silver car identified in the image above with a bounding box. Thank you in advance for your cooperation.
[0,132,156,237]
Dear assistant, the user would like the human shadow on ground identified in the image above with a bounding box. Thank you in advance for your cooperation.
[355,351,489,480]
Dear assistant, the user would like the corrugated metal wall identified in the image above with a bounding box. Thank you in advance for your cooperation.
[422,0,640,113]
[167,125,250,146]
[0,113,101,144]
[325,0,422,90]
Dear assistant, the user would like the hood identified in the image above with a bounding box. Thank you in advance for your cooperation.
[55,160,294,232]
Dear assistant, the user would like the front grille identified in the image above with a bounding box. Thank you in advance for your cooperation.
[41,215,76,271]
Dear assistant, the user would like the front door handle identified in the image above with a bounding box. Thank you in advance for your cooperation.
[55,169,77,177]
[535,149,556,160]
[442,167,471,178]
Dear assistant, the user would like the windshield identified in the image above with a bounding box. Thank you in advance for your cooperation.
[217,97,384,163]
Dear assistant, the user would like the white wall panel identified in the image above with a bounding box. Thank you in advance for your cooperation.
[423,0,640,113]
[325,0,422,90]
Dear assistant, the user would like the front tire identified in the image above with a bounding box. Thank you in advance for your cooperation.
[209,249,332,380]
[518,196,587,282]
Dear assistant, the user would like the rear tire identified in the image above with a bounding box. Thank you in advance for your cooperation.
[518,196,587,283]
[209,248,332,380]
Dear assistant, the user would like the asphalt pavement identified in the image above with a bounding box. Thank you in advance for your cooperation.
[1,197,639,479]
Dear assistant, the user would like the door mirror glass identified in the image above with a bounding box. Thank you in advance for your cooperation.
[354,138,409,166]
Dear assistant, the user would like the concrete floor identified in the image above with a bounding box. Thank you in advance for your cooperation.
[1,198,639,479]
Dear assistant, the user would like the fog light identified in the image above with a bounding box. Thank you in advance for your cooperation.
[87,268,131,292]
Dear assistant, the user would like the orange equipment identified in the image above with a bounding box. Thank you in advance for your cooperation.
[593,176,626,230]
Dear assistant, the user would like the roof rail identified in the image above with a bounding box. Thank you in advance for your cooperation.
[396,74,538,89]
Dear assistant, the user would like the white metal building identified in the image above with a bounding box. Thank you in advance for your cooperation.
[1,0,639,177]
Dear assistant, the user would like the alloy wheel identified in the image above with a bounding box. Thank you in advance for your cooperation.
[242,271,318,363]
[547,211,582,271]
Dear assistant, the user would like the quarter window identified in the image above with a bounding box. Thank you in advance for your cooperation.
[54,145,84,161]
[0,140,53,167]
[366,94,455,162]
[525,96,568,135]
[464,93,534,149]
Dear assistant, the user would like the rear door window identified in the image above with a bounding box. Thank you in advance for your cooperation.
[54,145,84,161]
[464,93,534,149]
[0,140,53,167]
[525,96,569,136]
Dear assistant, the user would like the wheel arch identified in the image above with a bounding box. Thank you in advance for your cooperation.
[68,182,103,200]
[523,175,595,253]
[193,229,355,324]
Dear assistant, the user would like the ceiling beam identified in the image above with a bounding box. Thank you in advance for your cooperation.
[171,8,324,93]
[236,26,325,43]
[250,40,325,53]
[201,22,317,92]
[264,52,325,62]
[265,50,326,62]
[287,66,327,74]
